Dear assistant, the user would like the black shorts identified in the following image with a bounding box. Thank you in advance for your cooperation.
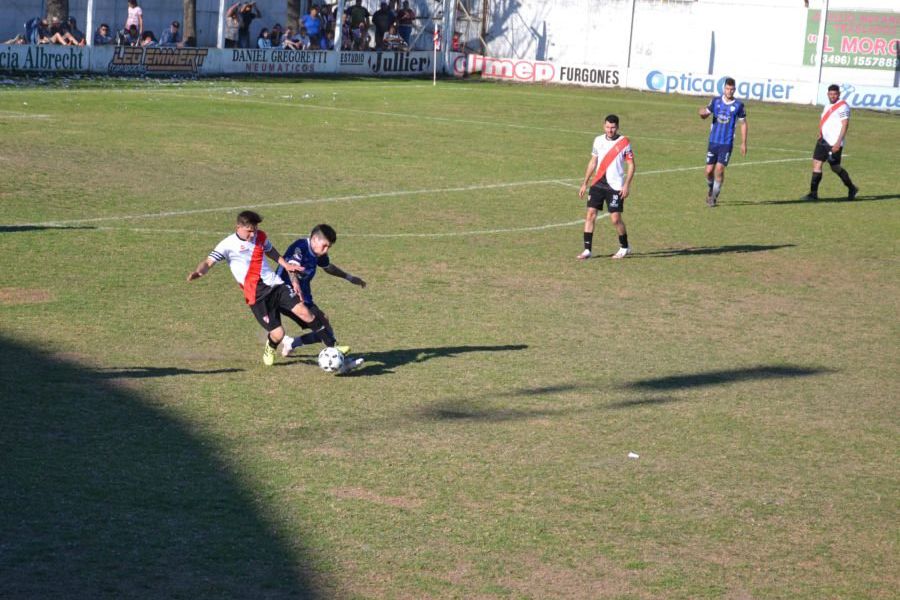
[587,183,624,213]
[249,285,300,332]
[813,138,842,166]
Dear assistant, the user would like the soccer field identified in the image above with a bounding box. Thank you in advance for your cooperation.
[1,77,898,599]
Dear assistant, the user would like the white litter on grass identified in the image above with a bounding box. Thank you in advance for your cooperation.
[628,452,640,459]
[301,93,314,99]
[280,95,293,100]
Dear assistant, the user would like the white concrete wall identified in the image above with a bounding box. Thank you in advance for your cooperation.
[481,0,898,86]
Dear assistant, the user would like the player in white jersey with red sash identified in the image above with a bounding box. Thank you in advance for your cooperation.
[577,114,635,260]
[187,210,339,367]
[805,84,858,201]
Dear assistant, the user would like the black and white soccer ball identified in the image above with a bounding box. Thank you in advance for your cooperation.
[318,347,345,373]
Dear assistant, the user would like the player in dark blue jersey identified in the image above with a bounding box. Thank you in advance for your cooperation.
[699,77,748,207]
[275,223,367,370]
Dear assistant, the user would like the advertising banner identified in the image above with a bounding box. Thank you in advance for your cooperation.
[804,10,899,71]
[224,48,334,75]
[819,82,900,111]
[0,44,86,73]
[635,68,816,104]
[451,54,621,88]
[107,46,211,77]
[337,50,434,76]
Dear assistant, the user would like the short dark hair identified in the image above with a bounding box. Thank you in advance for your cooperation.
[724,77,736,87]
[311,224,337,244]
[604,114,619,125]
[828,84,840,93]
[236,210,262,226]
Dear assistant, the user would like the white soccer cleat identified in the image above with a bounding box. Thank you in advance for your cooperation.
[611,247,632,259]
[338,357,365,374]
[281,335,295,357]
[576,249,592,260]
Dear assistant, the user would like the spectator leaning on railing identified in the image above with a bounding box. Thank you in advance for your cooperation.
[159,21,183,47]
[257,28,272,48]
[94,23,114,45]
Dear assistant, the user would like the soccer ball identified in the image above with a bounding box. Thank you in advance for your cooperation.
[318,347,345,373]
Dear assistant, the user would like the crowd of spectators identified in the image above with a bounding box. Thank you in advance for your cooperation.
[229,1,417,52]
[11,0,184,48]
[7,1,426,52]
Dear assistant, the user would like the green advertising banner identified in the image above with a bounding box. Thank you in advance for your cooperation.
[804,10,898,70]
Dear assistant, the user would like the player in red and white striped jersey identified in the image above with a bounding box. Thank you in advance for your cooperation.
[577,114,636,260]
[187,210,336,366]
[805,84,858,201]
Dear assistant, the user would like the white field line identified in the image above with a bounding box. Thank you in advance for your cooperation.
[95,216,599,239]
[15,156,811,229]
[0,111,50,119]
[166,91,808,154]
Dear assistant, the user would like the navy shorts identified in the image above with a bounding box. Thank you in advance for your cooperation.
[812,138,842,166]
[706,143,733,166]
[587,183,624,213]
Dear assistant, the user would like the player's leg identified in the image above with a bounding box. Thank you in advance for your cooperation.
[826,148,858,199]
[709,162,726,206]
[704,157,716,205]
[578,205,599,260]
[289,300,336,347]
[251,295,286,366]
[806,141,828,200]
[609,197,630,259]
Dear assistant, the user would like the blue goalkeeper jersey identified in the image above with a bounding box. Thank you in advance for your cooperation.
[706,96,746,147]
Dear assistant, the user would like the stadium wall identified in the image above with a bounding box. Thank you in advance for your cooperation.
[1,1,896,111]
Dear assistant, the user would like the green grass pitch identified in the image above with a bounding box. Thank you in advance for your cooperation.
[1,77,898,599]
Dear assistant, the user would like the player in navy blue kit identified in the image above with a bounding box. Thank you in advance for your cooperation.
[275,224,367,371]
[699,77,748,207]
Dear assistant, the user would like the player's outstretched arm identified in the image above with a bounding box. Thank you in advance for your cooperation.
[699,106,710,119]
[324,264,367,288]
[187,257,215,281]
[266,247,304,273]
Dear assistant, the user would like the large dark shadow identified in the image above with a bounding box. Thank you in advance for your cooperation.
[635,244,795,258]
[92,366,243,379]
[625,365,834,391]
[0,225,96,233]
[280,344,529,376]
[0,335,324,599]
[729,193,899,206]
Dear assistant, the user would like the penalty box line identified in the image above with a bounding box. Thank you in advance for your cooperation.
[15,156,810,229]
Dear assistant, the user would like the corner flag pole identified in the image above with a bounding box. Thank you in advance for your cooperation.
[433,23,440,86]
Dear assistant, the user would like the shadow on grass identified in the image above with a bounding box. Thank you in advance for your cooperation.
[93,366,243,379]
[0,335,325,599]
[625,365,835,391]
[421,384,579,422]
[0,225,95,233]
[281,344,529,376]
[636,244,795,258]
[729,193,899,206]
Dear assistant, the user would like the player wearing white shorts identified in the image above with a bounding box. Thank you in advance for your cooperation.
[577,114,635,260]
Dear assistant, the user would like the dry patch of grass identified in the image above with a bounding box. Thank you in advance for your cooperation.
[0,287,54,305]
